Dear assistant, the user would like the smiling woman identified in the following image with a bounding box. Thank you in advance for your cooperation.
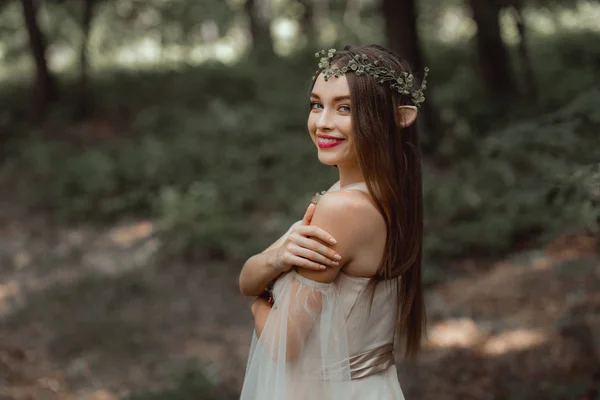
[238,44,429,400]
[309,79,354,158]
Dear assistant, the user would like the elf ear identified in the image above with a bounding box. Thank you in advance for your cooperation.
[396,105,418,128]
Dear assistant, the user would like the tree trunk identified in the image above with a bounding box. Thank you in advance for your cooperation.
[77,0,95,119]
[20,0,58,118]
[297,0,317,45]
[467,0,517,101]
[382,0,423,74]
[510,1,537,103]
[245,0,275,57]
[381,0,442,154]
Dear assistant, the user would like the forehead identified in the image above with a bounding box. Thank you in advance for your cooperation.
[311,72,350,98]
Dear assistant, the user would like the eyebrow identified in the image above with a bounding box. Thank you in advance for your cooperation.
[310,93,351,102]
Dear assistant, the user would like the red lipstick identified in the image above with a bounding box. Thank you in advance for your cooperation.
[317,134,345,149]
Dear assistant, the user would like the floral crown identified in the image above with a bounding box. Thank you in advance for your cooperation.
[313,48,429,108]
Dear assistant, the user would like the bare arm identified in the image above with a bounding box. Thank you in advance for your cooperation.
[251,297,271,338]
[238,238,288,297]
[240,213,342,297]
[239,182,341,297]
[251,278,325,361]
[251,191,365,360]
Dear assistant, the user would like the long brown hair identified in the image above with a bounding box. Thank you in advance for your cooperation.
[310,44,426,358]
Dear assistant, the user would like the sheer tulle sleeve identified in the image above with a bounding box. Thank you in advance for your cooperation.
[240,270,352,400]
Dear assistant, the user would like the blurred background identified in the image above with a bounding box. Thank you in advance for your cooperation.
[0,0,599,399]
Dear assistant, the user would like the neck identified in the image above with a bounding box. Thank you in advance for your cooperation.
[337,161,365,188]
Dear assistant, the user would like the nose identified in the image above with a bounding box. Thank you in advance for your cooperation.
[316,108,335,132]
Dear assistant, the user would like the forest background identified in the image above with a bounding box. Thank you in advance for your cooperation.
[0,0,599,399]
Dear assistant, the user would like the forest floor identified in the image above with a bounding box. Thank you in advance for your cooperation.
[0,200,599,400]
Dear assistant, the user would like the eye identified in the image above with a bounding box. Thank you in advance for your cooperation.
[310,101,323,110]
[338,105,351,113]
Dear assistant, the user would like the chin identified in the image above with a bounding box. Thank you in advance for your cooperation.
[317,152,341,166]
[318,159,339,166]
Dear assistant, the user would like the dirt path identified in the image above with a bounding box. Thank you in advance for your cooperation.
[0,205,598,400]
[400,237,600,399]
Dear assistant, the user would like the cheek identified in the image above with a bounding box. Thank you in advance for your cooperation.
[340,117,352,137]
[307,114,317,133]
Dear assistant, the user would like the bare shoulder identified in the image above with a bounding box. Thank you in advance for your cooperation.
[316,189,379,221]
[313,189,382,250]
[295,189,381,284]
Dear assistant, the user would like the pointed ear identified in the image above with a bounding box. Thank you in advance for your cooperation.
[396,105,418,128]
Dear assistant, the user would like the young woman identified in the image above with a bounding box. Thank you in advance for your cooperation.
[238,44,428,400]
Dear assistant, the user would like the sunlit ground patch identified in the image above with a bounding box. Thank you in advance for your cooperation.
[480,328,546,356]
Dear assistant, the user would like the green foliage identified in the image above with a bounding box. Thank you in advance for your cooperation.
[1,29,599,276]
[0,0,236,66]
[0,53,334,259]
[524,30,600,112]
[427,29,600,134]
[424,89,600,261]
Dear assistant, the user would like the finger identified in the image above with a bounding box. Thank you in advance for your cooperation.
[292,234,341,262]
[290,243,340,267]
[301,203,316,226]
[294,224,337,245]
[287,254,327,270]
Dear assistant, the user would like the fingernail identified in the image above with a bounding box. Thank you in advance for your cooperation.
[320,265,327,269]
[334,254,342,260]
[330,238,337,244]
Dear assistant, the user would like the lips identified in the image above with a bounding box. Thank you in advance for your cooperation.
[317,134,344,140]
[317,134,345,148]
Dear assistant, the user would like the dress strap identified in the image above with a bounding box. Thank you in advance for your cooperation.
[342,182,368,194]
[349,343,394,380]
[329,181,369,194]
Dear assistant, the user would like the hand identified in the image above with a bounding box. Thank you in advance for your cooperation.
[268,203,342,272]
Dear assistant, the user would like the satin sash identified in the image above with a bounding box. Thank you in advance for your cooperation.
[349,343,394,380]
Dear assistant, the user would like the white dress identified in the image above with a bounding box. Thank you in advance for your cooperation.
[240,182,406,400]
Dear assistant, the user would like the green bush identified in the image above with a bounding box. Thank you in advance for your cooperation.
[424,89,600,261]
[1,32,599,271]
